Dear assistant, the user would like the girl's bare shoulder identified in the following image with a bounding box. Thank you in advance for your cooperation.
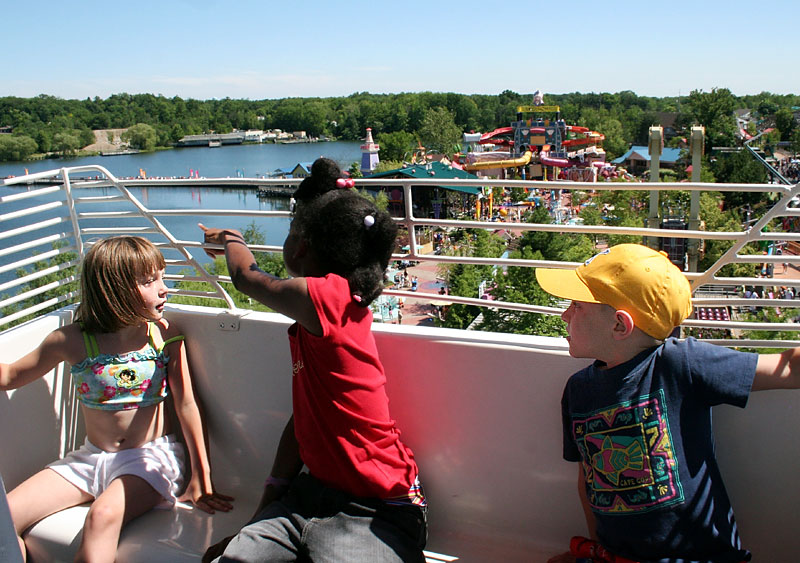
[46,323,88,365]
[152,317,184,347]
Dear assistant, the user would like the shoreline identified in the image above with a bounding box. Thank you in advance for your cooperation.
[2,136,339,166]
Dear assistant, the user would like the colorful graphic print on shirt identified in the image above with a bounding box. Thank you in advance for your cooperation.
[572,389,684,514]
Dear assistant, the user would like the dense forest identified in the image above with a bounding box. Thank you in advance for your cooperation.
[1,89,799,163]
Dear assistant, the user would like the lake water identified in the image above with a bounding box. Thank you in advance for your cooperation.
[0,142,363,291]
[0,141,362,179]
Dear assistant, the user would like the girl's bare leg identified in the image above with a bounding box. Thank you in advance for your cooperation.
[8,468,93,562]
[74,474,162,563]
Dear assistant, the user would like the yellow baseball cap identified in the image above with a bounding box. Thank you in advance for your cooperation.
[535,244,693,339]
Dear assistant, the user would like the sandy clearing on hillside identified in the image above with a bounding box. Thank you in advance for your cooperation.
[83,128,128,152]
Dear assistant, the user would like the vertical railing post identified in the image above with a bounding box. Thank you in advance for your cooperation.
[688,126,704,271]
[403,180,417,257]
[57,168,84,459]
[61,167,85,260]
[647,126,663,249]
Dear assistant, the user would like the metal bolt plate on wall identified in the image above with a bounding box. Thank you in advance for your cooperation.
[216,311,241,331]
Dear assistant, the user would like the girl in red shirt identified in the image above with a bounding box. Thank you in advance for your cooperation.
[201,158,426,562]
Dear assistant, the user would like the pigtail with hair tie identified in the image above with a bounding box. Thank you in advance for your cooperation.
[294,157,343,202]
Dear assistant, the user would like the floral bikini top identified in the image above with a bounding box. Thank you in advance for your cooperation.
[70,323,184,411]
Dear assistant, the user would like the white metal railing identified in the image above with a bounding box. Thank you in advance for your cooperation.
[2,165,800,347]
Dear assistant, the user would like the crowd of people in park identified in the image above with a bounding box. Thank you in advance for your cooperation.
[392,268,419,292]
[778,157,800,183]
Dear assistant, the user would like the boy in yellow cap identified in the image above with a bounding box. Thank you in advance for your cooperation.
[536,244,800,563]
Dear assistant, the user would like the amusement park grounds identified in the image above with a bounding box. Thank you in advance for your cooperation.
[389,259,444,326]
[392,246,800,328]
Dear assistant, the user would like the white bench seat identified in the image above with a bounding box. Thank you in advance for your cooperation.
[4,307,800,561]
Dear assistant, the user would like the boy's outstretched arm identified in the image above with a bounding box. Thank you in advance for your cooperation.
[752,347,800,391]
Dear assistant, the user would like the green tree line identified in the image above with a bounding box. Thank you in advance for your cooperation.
[2,89,799,162]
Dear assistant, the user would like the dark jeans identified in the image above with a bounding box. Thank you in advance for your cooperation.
[216,473,427,562]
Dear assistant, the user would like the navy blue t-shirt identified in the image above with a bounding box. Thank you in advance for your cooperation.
[562,337,757,563]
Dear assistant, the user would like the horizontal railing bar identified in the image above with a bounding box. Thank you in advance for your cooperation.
[79,227,159,235]
[0,259,80,294]
[711,276,800,287]
[2,165,113,184]
[0,200,65,223]
[703,339,800,348]
[0,292,77,328]
[77,209,291,219]
[153,209,291,217]
[76,211,154,219]
[198,241,283,253]
[0,217,68,242]
[0,232,71,259]
[0,276,77,309]
[72,195,127,204]
[735,232,800,243]
[355,178,789,193]
[682,319,800,331]
[169,289,229,300]
[167,274,207,283]
[735,255,800,264]
[400,217,748,241]
[692,298,799,307]
[70,177,302,188]
[385,288,562,315]
[0,246,75,276]
[2,169,72,184]
[12,174,791,196]
[0,184,63,203]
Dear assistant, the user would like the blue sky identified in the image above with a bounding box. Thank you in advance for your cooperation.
[3,0,797,101]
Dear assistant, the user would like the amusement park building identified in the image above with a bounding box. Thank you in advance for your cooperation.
[612,145,683,174]
[369,161,481,218]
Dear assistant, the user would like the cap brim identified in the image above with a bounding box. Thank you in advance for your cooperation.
[535,268,599,303]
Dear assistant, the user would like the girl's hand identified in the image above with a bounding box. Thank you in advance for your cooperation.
[179,479,234,514]
[198,223,239,258]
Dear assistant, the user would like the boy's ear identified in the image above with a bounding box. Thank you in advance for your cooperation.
[612,310,636,339]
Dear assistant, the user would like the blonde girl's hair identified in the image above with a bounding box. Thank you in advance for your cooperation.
[75,236,166,333]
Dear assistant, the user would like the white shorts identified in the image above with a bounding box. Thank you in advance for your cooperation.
[48,434,185,508]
